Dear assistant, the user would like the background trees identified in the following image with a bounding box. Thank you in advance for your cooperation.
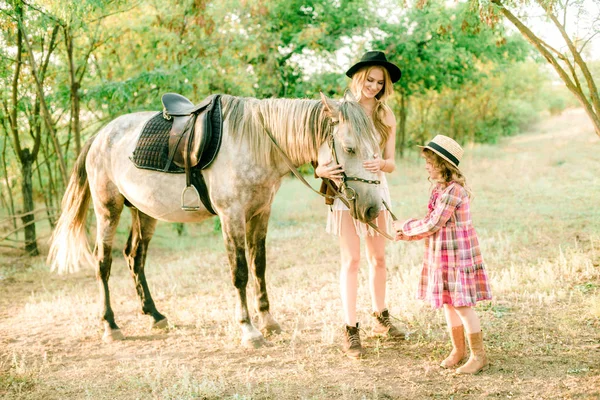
[476,0,600,136]
[0,0,593,255]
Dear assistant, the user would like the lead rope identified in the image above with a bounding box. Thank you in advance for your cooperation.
[327,135,398,240]
[324,179,396,240]
[258,112,337,203]
[258,113,397,241]
[257,111,397,241]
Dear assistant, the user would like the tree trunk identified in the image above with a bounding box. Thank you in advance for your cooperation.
[17,19,68,185]
[36,158,55,229]
[1,132,17,231]
[65,28,82,155]
[396,90,408,158]
[20,149,38,256]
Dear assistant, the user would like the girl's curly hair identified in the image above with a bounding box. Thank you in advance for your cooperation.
[422,148,472,198]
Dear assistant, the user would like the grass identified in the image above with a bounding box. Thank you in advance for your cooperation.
[0,108,599,399]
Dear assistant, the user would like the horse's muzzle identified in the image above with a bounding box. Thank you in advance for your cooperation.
[364,205,381,222]
[351,202,380,223]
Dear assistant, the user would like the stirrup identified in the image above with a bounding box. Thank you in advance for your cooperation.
[180,185,201,211]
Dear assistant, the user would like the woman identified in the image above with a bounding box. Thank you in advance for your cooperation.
[315,51,403,359]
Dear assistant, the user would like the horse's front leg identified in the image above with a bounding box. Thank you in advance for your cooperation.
[247,211,281,335]
[221,213,270,348]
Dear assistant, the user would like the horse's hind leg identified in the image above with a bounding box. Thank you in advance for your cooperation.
[123,208,167,329]
[247,210,281,335]
[221,212,269,348]
[90,182,125,343]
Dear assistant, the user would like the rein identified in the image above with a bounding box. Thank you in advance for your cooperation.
[257,112,397,241]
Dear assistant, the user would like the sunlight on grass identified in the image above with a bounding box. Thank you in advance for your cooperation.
[1,110,599,398]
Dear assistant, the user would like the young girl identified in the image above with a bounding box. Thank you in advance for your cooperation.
[393,135,492,374]
[316,51,403,359]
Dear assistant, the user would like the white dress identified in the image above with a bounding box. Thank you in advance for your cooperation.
[325,171,393,237]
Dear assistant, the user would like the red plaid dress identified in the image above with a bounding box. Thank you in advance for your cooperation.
[400,182,492,309]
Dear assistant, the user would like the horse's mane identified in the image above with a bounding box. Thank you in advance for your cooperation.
[338,101,380,157]
[220,95,378,167]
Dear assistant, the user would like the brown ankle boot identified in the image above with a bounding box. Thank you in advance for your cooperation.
[440,326,467,368]
[456,331,488,374]
[372,309,405,340]
[343,323,363,359]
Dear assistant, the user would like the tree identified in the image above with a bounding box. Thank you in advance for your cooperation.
[214,0,375,98]
[373,1,530,154]
[475,0,600,137]
[0,0,127,255]
[1,1,62,255]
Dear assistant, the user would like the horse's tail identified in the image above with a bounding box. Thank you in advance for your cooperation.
[47,136,96,274]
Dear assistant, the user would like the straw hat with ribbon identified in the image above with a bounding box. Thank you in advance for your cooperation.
[418,135,463,170]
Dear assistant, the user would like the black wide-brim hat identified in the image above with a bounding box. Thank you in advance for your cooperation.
[346,51,402,83]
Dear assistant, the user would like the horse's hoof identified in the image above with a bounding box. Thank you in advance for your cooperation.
[259,314,282,336]
[152,318,169,330]
[241,334,272,349]
[102,329,125,343]
[260,321,282,336]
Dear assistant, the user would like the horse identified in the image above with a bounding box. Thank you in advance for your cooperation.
[47,93,384,348]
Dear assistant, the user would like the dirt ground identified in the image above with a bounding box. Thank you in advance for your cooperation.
[1,109,599,399]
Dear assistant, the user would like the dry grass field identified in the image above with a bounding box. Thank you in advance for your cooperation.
[0,108,599,399]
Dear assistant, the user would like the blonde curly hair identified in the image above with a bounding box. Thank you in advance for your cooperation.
[422,148,472,198]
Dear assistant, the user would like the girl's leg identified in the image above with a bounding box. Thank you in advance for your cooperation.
[339,211,361,327]
[453,306,481,334]
[364,212,388,313]
[440,304,467,368]
[443,304,463,328]
[454,306,488,374]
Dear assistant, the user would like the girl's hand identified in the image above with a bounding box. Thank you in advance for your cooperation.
[392,220,406,241]
[315,159,344,180]
[395,232,408,241]
[363,154,385,173]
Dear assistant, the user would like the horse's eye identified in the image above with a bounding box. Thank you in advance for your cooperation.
[344,147,355,154]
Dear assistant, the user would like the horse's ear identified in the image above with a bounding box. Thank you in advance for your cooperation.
[343,88,357,102]
[320,92,339,118]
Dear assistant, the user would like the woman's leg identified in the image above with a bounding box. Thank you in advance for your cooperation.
[339,211,361,326]
[364,213,387,313]
[339,211,363,359]
[365,213,404,339]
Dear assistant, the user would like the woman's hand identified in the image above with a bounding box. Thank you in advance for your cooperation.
[315,159,344,180]
[363,154,386,173]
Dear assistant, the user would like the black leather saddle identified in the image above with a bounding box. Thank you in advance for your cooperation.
[131,93,223,213]
[163,93,222,172]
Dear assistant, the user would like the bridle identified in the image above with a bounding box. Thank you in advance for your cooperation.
[327,119,379,201]
[259,112,397,241]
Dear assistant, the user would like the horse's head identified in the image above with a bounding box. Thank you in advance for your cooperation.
[319,93,382,223]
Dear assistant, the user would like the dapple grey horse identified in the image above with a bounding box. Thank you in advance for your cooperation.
[47,93,383,348]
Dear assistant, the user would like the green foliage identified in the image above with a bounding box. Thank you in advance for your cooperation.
[405,60,550,145]
[373,1,529,96]
[0,0,568,253]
